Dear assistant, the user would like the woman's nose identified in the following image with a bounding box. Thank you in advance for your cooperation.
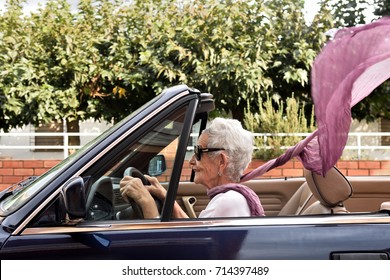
[189,153,196,165]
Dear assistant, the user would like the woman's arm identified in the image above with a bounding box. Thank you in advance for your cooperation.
[145,175,189,219]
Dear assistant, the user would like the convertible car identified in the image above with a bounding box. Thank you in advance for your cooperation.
[0,85,389,260]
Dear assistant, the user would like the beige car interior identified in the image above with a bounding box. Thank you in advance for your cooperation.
[174,167,390,218]
[380,201,390,211]
[278,166,353,216]
[301,167,353,214]
[277,183,314,216]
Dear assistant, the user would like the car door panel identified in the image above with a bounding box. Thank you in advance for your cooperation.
[345,177,390,212]
[2,216,390,259]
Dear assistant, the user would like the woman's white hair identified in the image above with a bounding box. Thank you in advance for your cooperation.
[203,117,253,182]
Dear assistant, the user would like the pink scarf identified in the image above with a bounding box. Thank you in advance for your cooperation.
[207,183,265,216]
[240,18,390,179]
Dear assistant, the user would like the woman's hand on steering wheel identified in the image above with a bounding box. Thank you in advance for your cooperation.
[120,176,153,205]
[120,176,159,218]
[144,175,167,201]
[119,167,163,219]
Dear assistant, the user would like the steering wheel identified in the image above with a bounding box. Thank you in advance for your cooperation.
[123,167,162,219]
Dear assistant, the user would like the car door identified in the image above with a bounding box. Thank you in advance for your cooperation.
[3,209,390,259]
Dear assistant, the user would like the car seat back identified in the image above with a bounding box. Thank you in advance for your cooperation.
[301,167,353,215]
[278,182,315,216]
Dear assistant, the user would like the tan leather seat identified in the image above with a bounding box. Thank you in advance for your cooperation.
[301,167,353,215]
[380,201,390,211]
[278,182,315,216]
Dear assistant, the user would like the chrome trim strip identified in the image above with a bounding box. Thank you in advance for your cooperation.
[21,214,390,235]
[13,91,190,236]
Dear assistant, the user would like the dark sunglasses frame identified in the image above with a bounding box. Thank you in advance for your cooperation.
[193,145,225,161]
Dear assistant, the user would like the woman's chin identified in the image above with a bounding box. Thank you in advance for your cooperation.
[193,175,203,185]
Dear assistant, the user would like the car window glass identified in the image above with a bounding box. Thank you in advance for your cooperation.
[84,106,190,222]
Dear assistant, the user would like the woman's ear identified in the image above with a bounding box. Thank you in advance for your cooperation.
[219,152,229,172]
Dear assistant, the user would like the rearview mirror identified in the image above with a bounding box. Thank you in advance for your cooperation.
[148,154,167,176]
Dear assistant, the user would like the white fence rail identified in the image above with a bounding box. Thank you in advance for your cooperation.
[0,132,100,159]
[252,132,390,160]
[0,132,389,160]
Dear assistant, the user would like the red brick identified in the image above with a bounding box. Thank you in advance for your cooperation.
[182,160,191,169]
[14,169,34,176]
[370,169,390,176]
[336,161,359,169]
[347,169,369,176]
[380,161,390,169]
[43,160,61,168]
[250,160,266,169]
[294,161,304,169]
[0,168,14,176]
[2,176,24,184]
[0,184,10,191]
[263,168,282,177]
[34,169,49,176]
[2,160,23,168]
[337,169,347,176]
[156,175,169,182]
[160,167,172,177]
[180,175,190,181]
[280,161,294,169]
[165,160,175,169]
[358,161,381,169]
[283,168,303,177]
[23,160,44,168]
[180,168,192,176]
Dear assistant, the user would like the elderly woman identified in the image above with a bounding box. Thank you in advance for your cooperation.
[120,118,264,218]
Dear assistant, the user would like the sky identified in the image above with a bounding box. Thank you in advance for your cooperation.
[0,0,322,24]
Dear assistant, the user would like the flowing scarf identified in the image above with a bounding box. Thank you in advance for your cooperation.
[240,17,390,180]
[207,183,265,216]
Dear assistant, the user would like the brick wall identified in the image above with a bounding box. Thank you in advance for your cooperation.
[0,160,61,191]
[1,159,389,192]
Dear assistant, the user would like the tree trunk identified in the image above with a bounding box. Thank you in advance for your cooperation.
[231,102,245,125]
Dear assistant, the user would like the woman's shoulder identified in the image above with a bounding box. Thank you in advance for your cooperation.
[211,190,248,206]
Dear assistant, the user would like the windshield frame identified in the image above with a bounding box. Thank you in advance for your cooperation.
[0,94,164,217]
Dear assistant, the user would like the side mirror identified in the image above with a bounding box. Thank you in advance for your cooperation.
[148,154,167,176]
[62,177,86,219]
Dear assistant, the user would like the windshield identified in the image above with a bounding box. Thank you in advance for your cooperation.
[0,97,161,216]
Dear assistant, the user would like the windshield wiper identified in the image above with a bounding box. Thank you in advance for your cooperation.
[0,176,39,201]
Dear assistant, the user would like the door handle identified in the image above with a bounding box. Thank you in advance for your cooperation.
[331,252,389,260]
[182,196,197,218]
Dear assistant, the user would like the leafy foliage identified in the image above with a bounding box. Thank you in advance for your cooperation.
[374,0,390,16]
[327,0,370,27]
[244,94,315,160]
[1,0,386,134]
[0,0,335,132]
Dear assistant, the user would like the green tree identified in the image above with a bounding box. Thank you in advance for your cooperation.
[0,0,156,140]
[125,0,333,121]
[329,0,369,27]
[0,0,347,136]
[374,0,390,17]
[244,94,315,160]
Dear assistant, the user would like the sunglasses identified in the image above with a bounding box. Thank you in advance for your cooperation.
[193,145,225,161]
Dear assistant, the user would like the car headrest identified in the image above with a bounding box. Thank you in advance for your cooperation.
[304,167,353,207]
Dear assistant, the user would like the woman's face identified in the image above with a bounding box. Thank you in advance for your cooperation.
[189,133,221,189]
